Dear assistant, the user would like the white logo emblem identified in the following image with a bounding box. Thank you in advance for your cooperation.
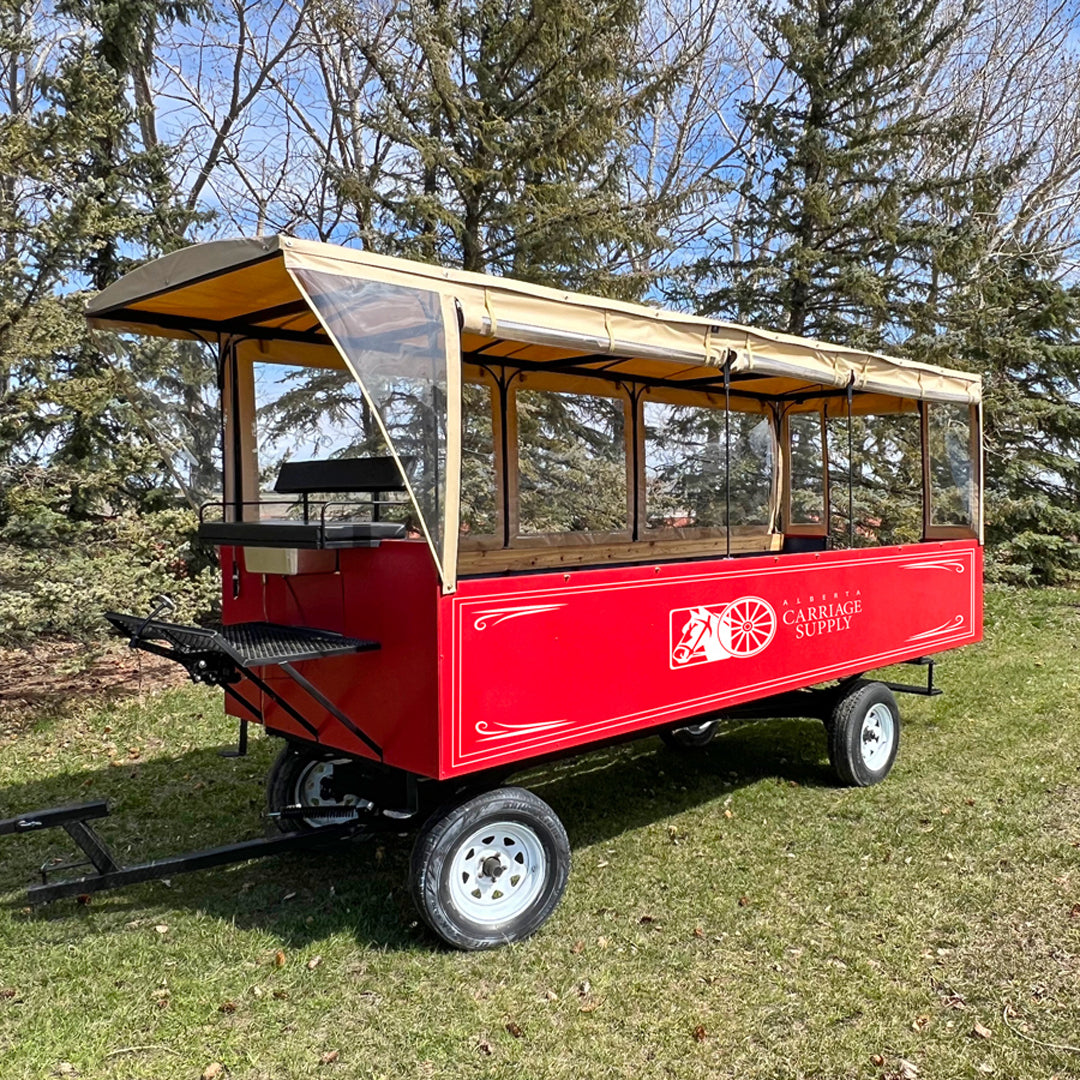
[670,596,777,668]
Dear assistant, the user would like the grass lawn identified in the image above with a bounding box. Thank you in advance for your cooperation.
[1,585,1079,1080]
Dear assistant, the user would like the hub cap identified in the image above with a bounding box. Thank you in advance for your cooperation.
[859,703,895,772]
[447,821,546,926]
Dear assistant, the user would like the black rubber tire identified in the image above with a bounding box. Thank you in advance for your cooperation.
[409,786,570,950]
[265,744,371,832]
[827,680,901,787]
[659,719,721,750]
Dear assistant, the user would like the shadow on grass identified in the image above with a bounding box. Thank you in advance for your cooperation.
[0,716,833,951]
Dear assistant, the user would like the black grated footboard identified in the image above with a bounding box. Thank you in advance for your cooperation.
[104,613,378,667]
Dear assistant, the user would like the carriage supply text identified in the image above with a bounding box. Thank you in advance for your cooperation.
[782,597,862,639]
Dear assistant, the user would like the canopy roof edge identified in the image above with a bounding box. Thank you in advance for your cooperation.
[87,236,284,317]
[86,233,982,406]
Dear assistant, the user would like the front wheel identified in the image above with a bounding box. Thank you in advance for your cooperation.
[827,680,901,787]
[410,787,570,950]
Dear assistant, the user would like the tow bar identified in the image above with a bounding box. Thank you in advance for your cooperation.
[1,800,364,904]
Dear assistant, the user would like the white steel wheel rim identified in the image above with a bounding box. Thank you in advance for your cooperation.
[294,759,359,828]
[718,597,777,658]
[447,820,547,927]
[859,703,895,772]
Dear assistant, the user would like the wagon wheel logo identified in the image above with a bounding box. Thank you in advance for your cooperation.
[716,597,776,658]
[670,596,777,667]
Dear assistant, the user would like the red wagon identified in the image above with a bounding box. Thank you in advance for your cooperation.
[2,237,983,948]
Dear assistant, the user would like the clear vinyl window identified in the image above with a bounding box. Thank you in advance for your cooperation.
[827,410,923,546]
[460,380,498,537]
[292,269,449,551]
[515,386,629,536]
[787,411,826,528]
[644,401,773,529]
[928,403,975,527]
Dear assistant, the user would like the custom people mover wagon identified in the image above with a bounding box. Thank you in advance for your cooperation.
[1,237,983,948]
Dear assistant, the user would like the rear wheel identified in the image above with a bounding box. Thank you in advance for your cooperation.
[827,681,900,786]
[265,744,375,831]
[410,787,570,950]
[659,719,721,750]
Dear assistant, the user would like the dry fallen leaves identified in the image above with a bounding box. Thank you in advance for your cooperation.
[570,940,584,955]
[319,1050,339,1065]
[218,1001,236,1015]
[476,1038,492,1056]
[154,924,169,935]
[871,1054,885,1067]
[737,896,750,907]
[543,989,558,1001]
[307,956,322,971]
[912,1014,930,1031]
[201,1064,224,1080]
[972,1021,992,1040]
[0,988,16,1000]
[274,951,286,968]
[692,1025,707,1043]
[505,1022,524,1039]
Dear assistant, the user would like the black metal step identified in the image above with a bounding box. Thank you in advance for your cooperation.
[105,613,379,667]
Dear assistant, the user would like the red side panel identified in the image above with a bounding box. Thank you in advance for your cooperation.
[220,542,441,778]
[437,540,982,778]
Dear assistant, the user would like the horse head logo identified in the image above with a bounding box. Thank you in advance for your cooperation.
[670,597,777,668]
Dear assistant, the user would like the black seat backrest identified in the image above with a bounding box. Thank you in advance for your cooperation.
[274,457,410,495]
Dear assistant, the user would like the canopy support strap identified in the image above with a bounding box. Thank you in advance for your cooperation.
[724,355,732,559]
[847,375,855,548]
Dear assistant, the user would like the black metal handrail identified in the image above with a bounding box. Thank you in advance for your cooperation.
[198,495,409,525]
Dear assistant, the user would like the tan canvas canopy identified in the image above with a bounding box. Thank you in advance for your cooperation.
[88,234,981,407]
[87,235,982,590]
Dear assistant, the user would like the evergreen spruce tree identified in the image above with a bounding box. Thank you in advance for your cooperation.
[918,251,1080,584]
[702,0,976,347]
[0,0,204,534]
[318,0,667,299]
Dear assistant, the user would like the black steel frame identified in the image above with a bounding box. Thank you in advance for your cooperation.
[0,801,363,904]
